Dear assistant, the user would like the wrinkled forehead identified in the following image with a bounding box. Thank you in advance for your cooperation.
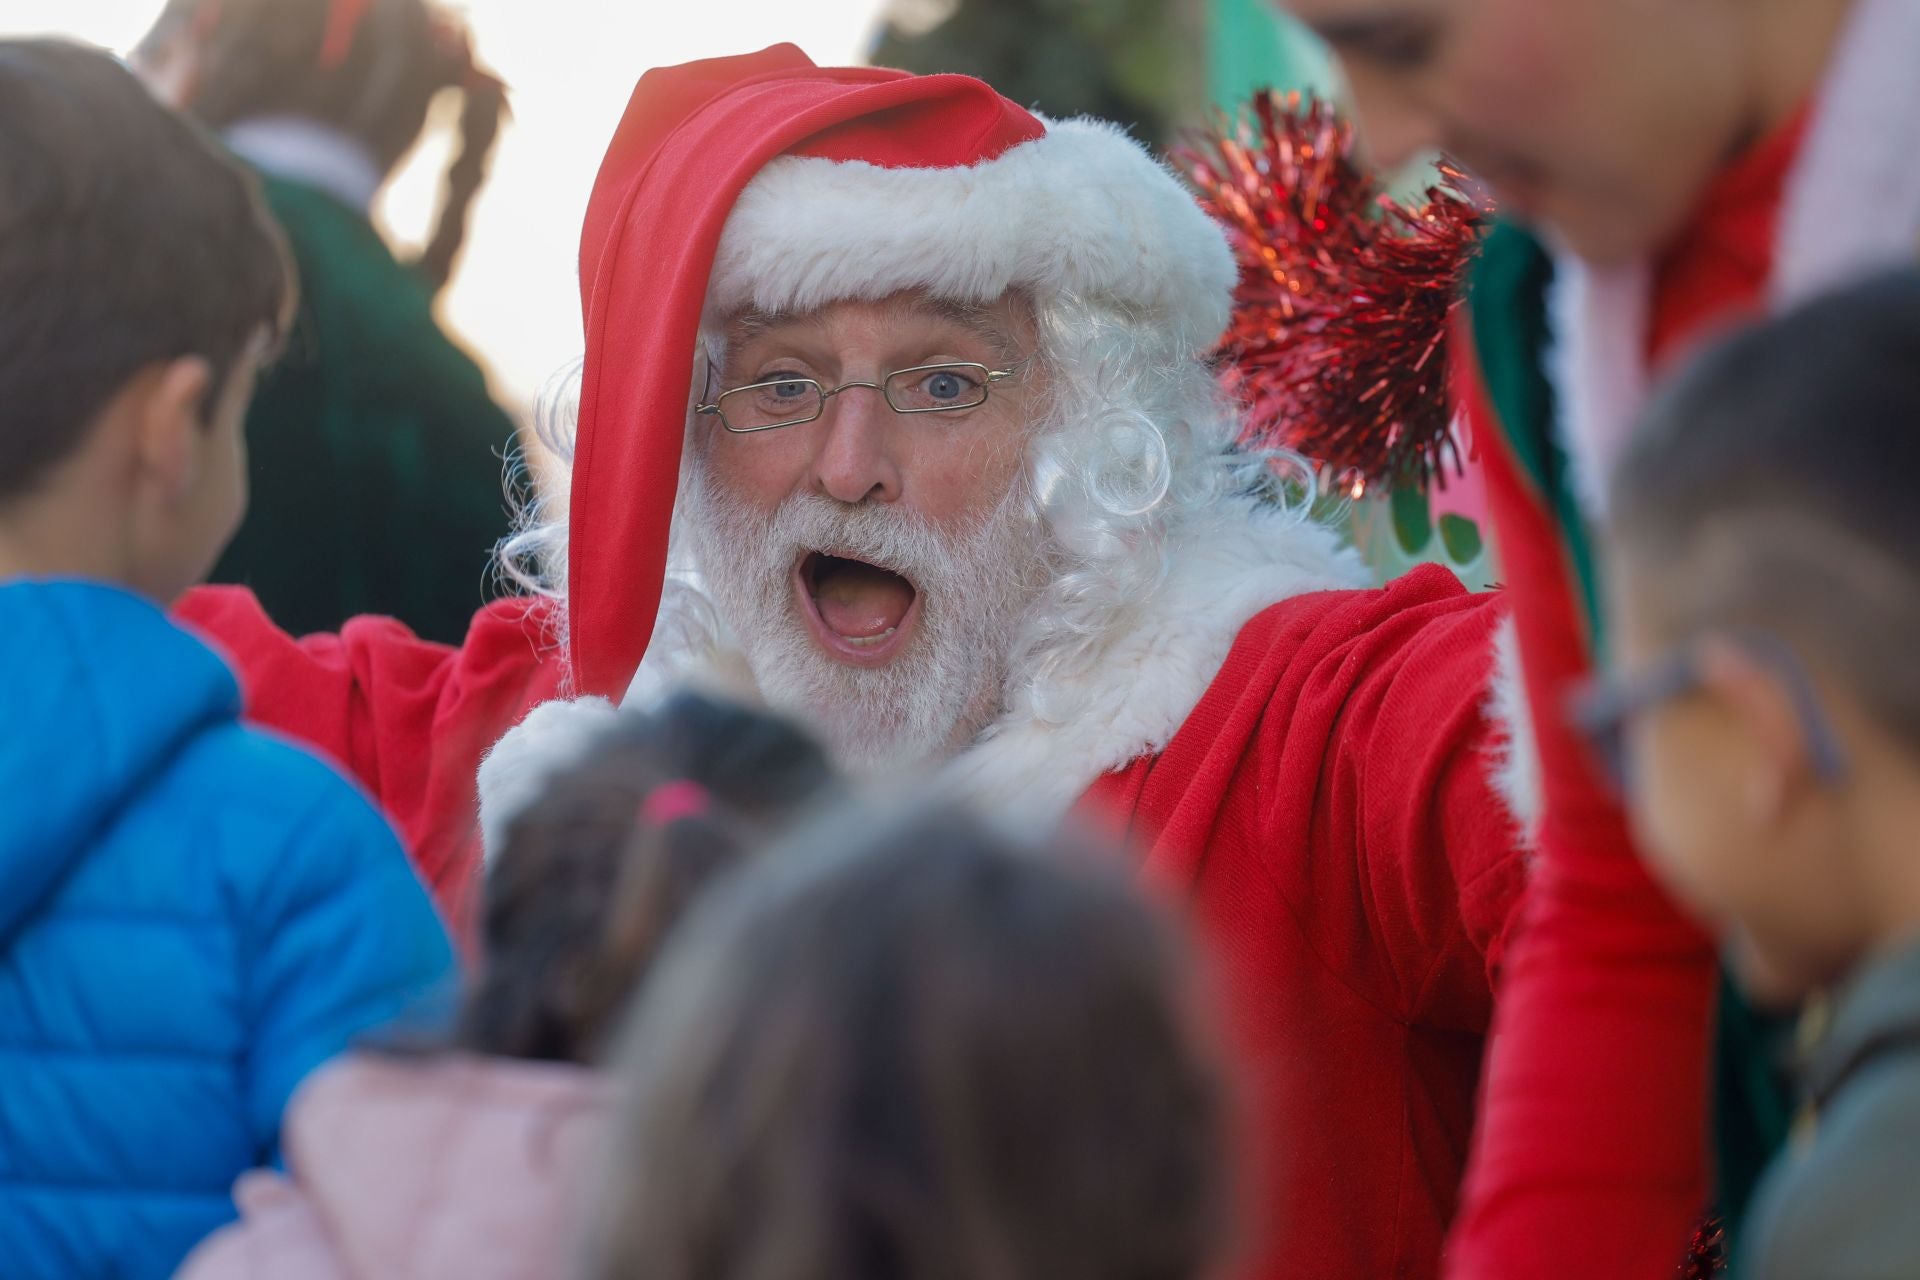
[715,291,1036,368]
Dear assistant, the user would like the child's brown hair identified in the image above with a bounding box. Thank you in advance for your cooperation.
[0,39,293,503]
[464,692,837,1066]
[585,799,1231,1280]
[140,0,507,293]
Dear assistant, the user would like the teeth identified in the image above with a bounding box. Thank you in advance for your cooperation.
[843,627,898,649]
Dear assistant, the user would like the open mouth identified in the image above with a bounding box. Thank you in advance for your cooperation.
[795,550,922,666]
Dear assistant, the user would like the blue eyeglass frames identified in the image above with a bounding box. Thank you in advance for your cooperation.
[1566,631,1847,791]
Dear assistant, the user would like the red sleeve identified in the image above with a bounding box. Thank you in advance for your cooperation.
[1088,573,1535,1279]
[1442,341,1717,1279]
[1107,571,1530,1029]
[1332,588,1530,1032]
[176,586,564,915]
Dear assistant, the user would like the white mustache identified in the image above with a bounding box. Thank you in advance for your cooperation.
[679,470,1048,775]
[730,491,1016,600]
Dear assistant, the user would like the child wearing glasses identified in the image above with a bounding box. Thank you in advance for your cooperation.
[1587,267,1920,1280]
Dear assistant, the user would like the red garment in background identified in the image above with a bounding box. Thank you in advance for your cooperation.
[186,565,1528,1280]
[1441,114,1803,1280]
[1647,112,1808,367]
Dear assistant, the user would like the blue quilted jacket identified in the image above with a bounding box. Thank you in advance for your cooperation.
[0,581,456,1278]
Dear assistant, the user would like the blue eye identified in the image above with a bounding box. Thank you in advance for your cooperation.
[926,372,966,402]
[721,372,823,430]
[886,366,989,412]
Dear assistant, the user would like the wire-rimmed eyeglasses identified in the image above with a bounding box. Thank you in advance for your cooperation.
[695,361,1017,434]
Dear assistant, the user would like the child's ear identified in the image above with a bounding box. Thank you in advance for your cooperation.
[131,356,215,502]
[1696,634,1814,821]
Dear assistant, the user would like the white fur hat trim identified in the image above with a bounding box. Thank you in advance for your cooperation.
[706,118,1236,356]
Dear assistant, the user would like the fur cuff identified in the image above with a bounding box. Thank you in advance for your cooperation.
[476,695,620,862]
[1483,614,1542,843]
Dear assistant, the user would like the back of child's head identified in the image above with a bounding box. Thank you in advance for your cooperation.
[583,799,1229,1280]
[463,691,837,1066]
[1609,266,1920,751]
[139,0,507,292]
[0,38,291,505]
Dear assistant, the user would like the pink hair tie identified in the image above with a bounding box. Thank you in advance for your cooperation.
[640,780,709,828]
[317,0,373,70]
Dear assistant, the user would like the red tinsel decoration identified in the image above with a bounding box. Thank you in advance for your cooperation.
[1680,1214,1727,1280]
[1176,92,1491,496]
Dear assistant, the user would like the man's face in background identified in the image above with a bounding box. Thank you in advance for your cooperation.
[1283,0,1757,264]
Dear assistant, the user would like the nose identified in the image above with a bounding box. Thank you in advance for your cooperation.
[809,383,902,506]
[1342,66,1446,172]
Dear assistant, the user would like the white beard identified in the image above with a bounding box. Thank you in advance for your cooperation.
[680,469,1048,776]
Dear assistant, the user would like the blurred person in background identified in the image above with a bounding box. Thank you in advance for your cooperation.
[0,40,453,1279]
[180,692,836,1280]
[136,0,518,642]
[1276,0,1920,1273]
[870,0,1203,149]
[581,796,1230,1280]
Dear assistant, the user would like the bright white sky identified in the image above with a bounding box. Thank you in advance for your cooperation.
[5,0,888,413]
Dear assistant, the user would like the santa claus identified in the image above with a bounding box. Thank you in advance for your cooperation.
[183,45,1531,1280]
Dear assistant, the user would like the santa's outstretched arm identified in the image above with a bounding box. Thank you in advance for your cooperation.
[177,585,563,915]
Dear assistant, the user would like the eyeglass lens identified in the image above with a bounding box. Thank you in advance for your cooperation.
[715,364,993,431]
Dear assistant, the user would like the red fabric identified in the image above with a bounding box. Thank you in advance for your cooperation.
[569,45,1043,698]
[176,588,564,925]
[1645,108,1807,371]
[1442,111,1804,1280]
[1085,566,1526,1280]
[1442,349,1718,1280]
[186,566,1525,1280]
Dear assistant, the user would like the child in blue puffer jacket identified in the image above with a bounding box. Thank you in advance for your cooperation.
[0,40,456,1279]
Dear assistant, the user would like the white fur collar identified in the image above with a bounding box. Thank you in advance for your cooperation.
[1550,0,1920,522]
[939,498,1365,819]
[478,500,1364,852]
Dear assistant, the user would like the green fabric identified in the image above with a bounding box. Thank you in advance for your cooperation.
[1465,218,1797,1251]
[212,171,517,643]
[1207,0,1335,110]
[1714,984,1798,1271]
[1465,224,1603,638]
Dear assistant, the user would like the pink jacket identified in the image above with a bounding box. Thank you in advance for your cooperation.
[176,1052,611,1280]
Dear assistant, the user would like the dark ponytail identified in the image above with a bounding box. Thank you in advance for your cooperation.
[140,0,506,295]
[461,693,839,1066]
[412,25,508,295]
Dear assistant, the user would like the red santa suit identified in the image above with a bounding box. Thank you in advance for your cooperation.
[181,46,1529,1280]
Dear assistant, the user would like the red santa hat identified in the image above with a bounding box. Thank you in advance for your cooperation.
[566,44,1234,699]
